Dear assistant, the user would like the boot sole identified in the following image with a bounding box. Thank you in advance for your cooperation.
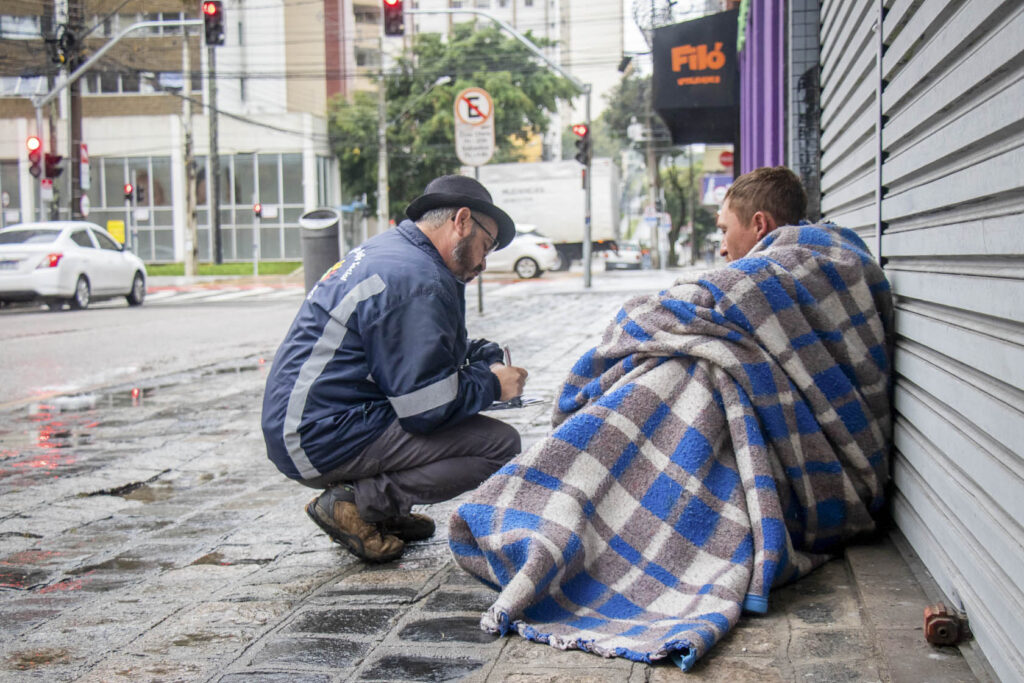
[305,498,404,563]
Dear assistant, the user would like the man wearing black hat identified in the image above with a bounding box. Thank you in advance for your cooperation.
[261,175,528,562]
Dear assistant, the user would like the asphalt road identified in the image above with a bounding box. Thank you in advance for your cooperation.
[0,296,304,410]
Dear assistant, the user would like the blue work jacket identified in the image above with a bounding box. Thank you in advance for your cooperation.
[261,220,502,481]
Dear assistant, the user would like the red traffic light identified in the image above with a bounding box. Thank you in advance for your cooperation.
[202,0,220,15]
[253,203,263,217]
[123,183,134,200]
[26,136,42,153]
[383,0,404,36]
[572,123,589,137]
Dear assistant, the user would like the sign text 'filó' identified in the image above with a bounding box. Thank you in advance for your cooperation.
[672,42,726,85]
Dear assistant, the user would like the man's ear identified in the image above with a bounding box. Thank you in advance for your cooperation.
[453,207,473,237]
[753,211,778,239]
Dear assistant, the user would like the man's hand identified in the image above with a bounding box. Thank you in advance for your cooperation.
[490,363,528,402]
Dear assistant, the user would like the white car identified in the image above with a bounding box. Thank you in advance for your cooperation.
[603,241,645,270]
[0,221,147,310]
[486,225,560,279]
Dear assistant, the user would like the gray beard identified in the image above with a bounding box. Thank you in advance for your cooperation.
[451,233,483,282]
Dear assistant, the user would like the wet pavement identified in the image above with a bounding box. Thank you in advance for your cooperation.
[0,269,987,682]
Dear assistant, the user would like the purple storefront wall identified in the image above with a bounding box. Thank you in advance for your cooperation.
[739,0,786,173]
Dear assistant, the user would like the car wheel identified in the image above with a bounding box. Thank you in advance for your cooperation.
[126,272,146,306]
[514,257,540,279]
[69,275,91,310]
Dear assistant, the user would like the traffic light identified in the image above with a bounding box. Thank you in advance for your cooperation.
[44,153,64,179]
[383,0,404,36]
[253,203,262,219]
[27,136,42,178]
[123,183,134,201]
[572,123,591,166]
[202,1,225,46]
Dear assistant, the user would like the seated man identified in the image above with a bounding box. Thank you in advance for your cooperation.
[449,166,894,669]
[262,175,528,563]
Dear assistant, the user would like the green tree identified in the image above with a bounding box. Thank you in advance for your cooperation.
[598,74,671,152]
[329,24,579,221]
[662,157,717,266]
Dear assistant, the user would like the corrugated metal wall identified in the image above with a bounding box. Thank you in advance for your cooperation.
[818,0,880,244]
[818,0,1024,680]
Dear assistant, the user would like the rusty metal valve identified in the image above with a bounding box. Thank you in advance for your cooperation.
[924,603,971,646]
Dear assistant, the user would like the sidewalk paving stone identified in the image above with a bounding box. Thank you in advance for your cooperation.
[0,269,986,681]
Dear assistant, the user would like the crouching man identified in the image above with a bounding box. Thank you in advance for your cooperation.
[262,175,528,562]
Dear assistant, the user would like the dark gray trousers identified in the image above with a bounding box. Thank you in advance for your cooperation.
[298,414,520,522]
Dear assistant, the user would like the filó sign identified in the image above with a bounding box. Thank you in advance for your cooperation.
[652,9,739,146]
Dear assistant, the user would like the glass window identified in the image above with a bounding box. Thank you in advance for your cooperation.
[104,158,125,207]
[158,72,184,90]
[153,229,174,260]
[92,229,122,251]
[259,155,280,204]
[3,75,45,96]
[218,162,232,204]
[136,229,153,260]
[152,209,173,226]
[237,226,254,259]
[161,12,183,34]
[233,154,254,205]
[259,228,281,258]
[1,15,42,39]
[128,157,149,204]
[121,71,140,92]
[281,154,302,204]
[1,161,20,210]
[283,226,301,258]
[0,229,60,244]
[150,157,171,206]
[70,229,95,248]
[100,71,119,93]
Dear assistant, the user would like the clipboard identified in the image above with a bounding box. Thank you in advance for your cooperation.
[484,396,546,411]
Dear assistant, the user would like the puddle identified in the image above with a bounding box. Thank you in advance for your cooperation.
[0,357,264,480]
[0,566,51,590]
[123,480,176,503]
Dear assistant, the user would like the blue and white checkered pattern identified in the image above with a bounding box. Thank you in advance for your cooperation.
[449,223,894,668]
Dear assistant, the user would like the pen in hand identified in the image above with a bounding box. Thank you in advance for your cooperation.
[502,345,522,407]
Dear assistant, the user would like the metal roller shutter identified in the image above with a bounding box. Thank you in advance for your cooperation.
[820,0,1024,678]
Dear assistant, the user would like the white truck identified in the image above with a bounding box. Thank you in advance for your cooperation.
[466,158,620,270]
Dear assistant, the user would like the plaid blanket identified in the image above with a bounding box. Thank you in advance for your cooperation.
[448,223,894,668]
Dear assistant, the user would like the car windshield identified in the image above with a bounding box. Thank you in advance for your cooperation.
[0,229,62,245]
[620,242,641,251]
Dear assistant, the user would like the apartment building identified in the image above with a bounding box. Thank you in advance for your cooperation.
[0,0,342,262]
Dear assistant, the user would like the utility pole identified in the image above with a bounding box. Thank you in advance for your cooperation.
[183,30,199,275]
[376,33,389,233]
[208,45,222,263]
[68,0,84,219]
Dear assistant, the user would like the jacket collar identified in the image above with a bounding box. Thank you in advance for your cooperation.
[396,219,461,283]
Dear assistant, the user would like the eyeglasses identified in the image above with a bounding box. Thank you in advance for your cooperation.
[470,214,498,254]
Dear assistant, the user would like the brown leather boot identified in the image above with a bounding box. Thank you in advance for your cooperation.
[305,488,404,563]
[378,512,435,542]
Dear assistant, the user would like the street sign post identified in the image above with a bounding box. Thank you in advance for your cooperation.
[454,87,495,167]
[453,87,495,314]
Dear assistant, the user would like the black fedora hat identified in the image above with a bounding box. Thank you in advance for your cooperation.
[405,175,516,250]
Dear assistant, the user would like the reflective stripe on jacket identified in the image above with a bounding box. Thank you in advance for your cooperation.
[261,220,501,481]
